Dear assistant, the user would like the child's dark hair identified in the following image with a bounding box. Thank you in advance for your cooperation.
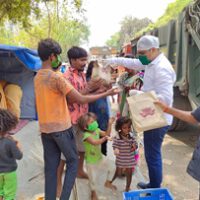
[67,46,88,64]
[78,112,97,131]
[0,109,18,135]
[115,116,132,132]
[38,38,62,61]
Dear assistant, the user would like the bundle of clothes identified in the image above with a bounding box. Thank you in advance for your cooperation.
[0,80,22,118]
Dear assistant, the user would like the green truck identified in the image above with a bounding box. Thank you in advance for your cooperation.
[131,0,200,130]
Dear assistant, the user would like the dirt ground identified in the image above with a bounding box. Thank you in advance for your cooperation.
[109,100,200,199]
[139,123,200,200]
[0,91,193,200]
[15,116,200,199]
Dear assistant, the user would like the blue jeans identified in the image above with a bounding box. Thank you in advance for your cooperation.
[41,127,78,200]
[143,126,169,188]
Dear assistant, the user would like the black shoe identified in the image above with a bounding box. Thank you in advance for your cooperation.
[137,182,151,189]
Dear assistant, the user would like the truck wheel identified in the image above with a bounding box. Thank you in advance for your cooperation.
[169,87,191,132]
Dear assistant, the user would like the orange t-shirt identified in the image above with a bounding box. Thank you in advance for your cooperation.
[34,69,73,133]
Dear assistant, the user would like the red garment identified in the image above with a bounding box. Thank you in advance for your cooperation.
[64,67,88,124]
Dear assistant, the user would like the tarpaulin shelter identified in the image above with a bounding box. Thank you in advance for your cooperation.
[0,44,42,119]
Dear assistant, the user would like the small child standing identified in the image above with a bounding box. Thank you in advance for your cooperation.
[0,109,23,200]
[105,116,138,192]
[78,112,114,200]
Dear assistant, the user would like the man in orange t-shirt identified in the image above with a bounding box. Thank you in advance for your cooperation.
[34,38,118,200]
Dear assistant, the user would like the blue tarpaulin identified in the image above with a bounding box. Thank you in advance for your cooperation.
[0,44,42,119]
[0,44,41,71]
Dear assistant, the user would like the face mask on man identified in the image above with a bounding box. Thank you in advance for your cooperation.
[138,55,151,65]
[51,55,62,69]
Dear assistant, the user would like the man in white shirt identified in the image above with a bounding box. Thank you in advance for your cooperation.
[106,35,176,189]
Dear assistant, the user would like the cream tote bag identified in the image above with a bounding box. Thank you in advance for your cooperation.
[127,91,168,133]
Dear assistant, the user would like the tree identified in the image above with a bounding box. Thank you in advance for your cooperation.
[136,0,192,35]
[106,16,152,50]
[0,0,90,59]
[0,0,40,28]
[119,16,152,46]
[106,32,120,50]
[0,0,84,28]
[154,0,192,27]
[106,0,193,50]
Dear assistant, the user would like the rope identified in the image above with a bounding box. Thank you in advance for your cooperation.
[187,0,200,37]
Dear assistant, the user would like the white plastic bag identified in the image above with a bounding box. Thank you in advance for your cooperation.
[91,61,111,84]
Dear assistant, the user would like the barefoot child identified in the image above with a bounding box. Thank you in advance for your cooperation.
[105,116,138,192]
[78,112,114,200]
[0,109,23,200]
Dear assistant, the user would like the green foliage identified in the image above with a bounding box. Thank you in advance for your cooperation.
[106,32,120,50]
[0,0,41,28]
[136,0,193,36]
[0,0,85,28]
[106,0,193,49]
[106,16,152,49]
[73,0,83,11]
[50,16,90,58]
[154,0,192,27]
[0,27,15,45]
[0,0,90,55]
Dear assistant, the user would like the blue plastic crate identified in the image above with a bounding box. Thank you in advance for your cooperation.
[123,188,174,200]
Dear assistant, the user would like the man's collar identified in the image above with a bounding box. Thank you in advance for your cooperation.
[69,67,85,75]
[149,53,163,66]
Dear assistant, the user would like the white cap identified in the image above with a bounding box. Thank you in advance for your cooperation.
[137,35,159,51]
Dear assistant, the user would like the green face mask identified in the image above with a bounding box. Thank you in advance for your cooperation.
[51,55,62,69]
[138,55,151,65]
[87,120,99,132]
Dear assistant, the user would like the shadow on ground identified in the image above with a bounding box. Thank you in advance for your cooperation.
[168,123,200,148]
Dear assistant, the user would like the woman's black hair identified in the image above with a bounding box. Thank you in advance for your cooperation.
[86,60,96,80]
[115,116,132,132]
[38,38,62,61]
